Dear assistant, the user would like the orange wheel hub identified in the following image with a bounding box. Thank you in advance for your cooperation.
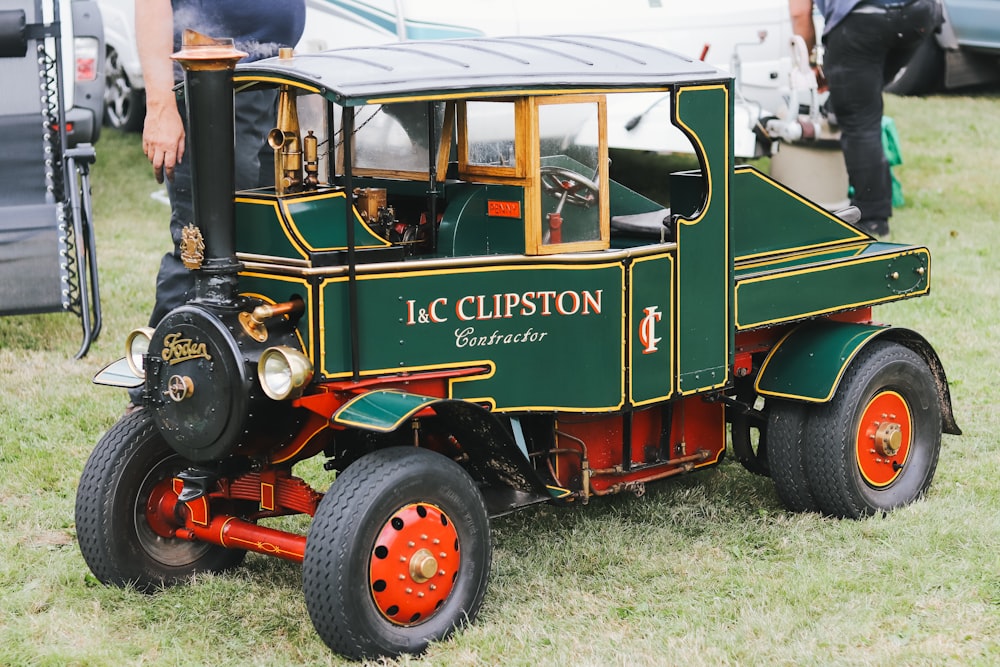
[369,503,460,626]
[856,390,912,487]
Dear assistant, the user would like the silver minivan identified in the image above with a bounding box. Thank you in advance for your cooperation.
[0,0,104,145]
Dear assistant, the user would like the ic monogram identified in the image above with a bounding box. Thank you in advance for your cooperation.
[638,306,662,355]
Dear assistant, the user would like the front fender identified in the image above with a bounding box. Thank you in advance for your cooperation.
[333,390,551,509]
[755,321,960,435]
[333,389,441,432]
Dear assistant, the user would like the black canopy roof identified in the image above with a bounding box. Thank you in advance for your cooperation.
[236,35,728,104]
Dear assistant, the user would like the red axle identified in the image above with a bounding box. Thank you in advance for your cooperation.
[147,477,309,563]
[176,515,306,563]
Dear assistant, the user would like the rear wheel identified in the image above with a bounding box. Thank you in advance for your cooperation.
[730,380,770,476]
[803,341,942,518]
[303,447,491,660]
[74,411,245,591]
[766,400,816,512]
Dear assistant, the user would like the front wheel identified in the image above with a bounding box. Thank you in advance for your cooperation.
[74,411,245,591]
[303,447,492,660]
[803,341,942,518]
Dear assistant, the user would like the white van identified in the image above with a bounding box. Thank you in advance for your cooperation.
[97,0,795,154]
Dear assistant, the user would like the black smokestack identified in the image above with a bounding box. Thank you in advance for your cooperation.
[171,30,247,306]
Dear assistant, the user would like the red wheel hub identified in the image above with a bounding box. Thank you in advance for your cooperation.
[856,390,912,487]
[145,478,181,538]
[369,503,460,626]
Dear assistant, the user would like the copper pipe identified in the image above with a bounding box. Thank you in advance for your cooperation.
[590,450,708,476]
[552,430,590,502]
[588,449,712,497]
[239,298,305,342]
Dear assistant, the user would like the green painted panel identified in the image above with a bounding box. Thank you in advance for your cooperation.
[672,84,732,394]
[437,184,526,257]
[284,191,388,250]
[236,198,306,260]
[334,390,439,432]
[731,166,868,261]
[629,253,674,405]
[320,262,625,411]
[735,247,929,329]
[734,244,867,279]
[235,189,389,261]
[756,321,887,402]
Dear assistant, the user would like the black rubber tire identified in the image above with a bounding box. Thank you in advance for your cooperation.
[730,381,770,477]
[766,400,817,513]
[803,341,942,518]
[303,447,491,660]
[75,411,245,591]
[885,35,944,96]
[103,47,146,132]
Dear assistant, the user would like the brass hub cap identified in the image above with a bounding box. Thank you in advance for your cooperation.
[874,421,903,457]
[409,548,439,584]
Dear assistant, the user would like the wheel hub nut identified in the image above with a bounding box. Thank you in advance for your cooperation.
[874,422,902,457]
[409,548,438,584]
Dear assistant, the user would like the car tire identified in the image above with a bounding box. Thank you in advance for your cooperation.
[103,47,146,132]
[885,35,944,96]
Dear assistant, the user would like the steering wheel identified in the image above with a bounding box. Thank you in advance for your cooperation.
[540,165,599,208]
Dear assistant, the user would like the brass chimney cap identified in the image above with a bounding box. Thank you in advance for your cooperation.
[171,29,248,71]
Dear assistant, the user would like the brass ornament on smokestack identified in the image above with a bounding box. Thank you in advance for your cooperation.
[180,222,205,270]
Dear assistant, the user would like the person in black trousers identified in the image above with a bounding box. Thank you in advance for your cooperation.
[790,0,942,237]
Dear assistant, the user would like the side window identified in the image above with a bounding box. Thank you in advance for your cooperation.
[465,101,515,168]
[294,92,329,185]
[536,97,608,252]
[458,99,526,179]
[337,101,452,179]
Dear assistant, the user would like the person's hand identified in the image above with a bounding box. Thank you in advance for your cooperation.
[142,98,185,184]
[813,65,828,93]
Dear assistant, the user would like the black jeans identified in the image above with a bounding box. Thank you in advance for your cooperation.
[823,0,941,222]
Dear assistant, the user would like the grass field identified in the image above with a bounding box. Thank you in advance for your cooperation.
[1,86,998,666]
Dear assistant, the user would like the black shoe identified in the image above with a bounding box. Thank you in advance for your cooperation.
[857,218,889,238]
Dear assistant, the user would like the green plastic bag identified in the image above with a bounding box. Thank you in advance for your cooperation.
[847,116,905,208]
[882,116,905,208]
